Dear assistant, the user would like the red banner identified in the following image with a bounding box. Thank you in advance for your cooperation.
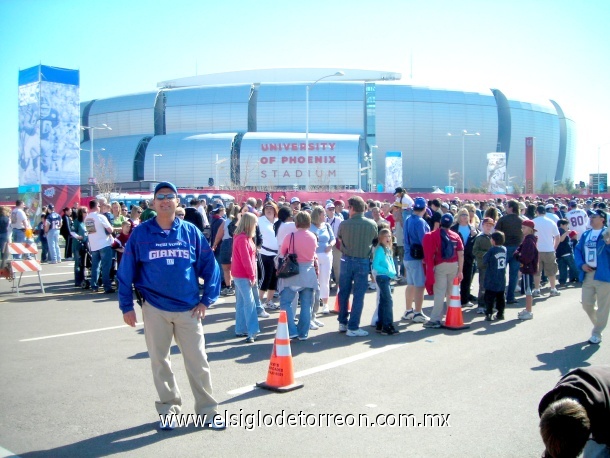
[525,137,535,194]
[42,185,81,210]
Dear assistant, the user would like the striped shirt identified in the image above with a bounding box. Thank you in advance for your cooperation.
[337,213,378,259]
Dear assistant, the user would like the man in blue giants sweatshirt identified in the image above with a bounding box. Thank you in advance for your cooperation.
[117,181,224,430]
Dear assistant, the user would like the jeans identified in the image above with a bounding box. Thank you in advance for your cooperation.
[338,256,370,331]
[73,246,84,286]
[505,246,520,301]
[376,275,394,328]
[280,286,313,339]
[47,228,61,263]
[460,257,474,304]
[11,228,26,258]
[91,246,113,291]
[233,278,260,337]
[557,254,578,284]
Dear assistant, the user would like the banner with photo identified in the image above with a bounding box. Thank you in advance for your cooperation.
[487,152,506,194]
[18,65,80,187]
[385,151,402,192]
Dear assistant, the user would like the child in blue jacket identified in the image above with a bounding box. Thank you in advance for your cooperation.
[372,228,398,335]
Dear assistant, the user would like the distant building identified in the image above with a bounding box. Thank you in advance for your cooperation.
[79,68,575,192]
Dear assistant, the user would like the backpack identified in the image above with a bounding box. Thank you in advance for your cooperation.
[227,218,237,237]
[440,229,455,260]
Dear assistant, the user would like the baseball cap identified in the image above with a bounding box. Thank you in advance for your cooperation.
[154,181,178,195]
[290,197,300,204]
[394,187,405,195]
[482,217,495,225]
[545,204,554,211]
[325,202,335,209]
[334,199,345,206]
[441,202,450,209]
[568,230,578,239]
[522,220,537,231]
[569,200,577,208]
[212,203,225,212]
[47,204,54,210]
[413,197,427,210]
[590,209,607,221]
[440,213,454,228]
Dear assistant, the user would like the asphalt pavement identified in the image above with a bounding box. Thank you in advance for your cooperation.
[0,261,607,457]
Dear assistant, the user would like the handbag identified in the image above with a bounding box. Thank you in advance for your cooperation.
[276,233,299,278]
[406,217,424,260]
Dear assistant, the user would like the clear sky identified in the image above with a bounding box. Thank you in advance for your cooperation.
[1,0,609,190]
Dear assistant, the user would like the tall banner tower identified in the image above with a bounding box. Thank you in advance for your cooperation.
[525,137,535,194]
[18,65,81,209]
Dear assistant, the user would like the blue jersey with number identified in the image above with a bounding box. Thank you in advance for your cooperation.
[483,245,507,292]
[47,212,62,230]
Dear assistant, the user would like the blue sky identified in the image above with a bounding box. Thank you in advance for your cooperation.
[1,0,609,190]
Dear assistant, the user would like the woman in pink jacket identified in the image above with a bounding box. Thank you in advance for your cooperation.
[231,212,261,343]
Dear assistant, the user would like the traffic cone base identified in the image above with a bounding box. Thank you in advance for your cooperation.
[257,310,304,393]
[333,287,351,313]
[443,277,470,330]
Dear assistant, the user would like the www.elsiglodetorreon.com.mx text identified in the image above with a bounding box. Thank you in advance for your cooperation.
[160,410,452,430]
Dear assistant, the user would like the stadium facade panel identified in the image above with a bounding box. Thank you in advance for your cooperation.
[79,70,575,192]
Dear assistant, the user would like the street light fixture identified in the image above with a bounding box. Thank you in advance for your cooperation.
[81,123,112,196]
[305,71,344,191]
[153,154,162,182]
[448,130,480,193]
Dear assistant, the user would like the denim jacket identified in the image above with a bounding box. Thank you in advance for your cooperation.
[574,228,610,283]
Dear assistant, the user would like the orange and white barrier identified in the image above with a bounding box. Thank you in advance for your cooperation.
[333,287,352,313]
[7,243,45,295]
[256,310,303,393]
[443,277,468,330]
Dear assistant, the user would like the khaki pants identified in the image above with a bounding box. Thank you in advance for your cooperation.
[142,302,218,416]
[582,272,610,338]
[431,262,459,322]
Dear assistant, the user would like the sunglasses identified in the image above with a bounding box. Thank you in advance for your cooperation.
[156,193,176,200]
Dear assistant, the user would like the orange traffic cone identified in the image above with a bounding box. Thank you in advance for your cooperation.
[256,310,304,393]
[333,287,352,313]
[443,277,470,330]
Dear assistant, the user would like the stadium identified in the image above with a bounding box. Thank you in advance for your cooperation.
[79,68,576,194]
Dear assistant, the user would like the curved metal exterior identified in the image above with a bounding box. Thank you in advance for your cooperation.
[144,133,236,188]
[80,75,575,192]
[164,85,250,134]
[257,82,364,135]
[80,135,149,185]
[87,92,157,139]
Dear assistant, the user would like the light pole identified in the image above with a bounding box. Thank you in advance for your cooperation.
[215,154,228,189]
[81,124,112,196]
[448,130,480,193]
[363,151,373,192]
[305,71,344,190]
[153,154,162,182]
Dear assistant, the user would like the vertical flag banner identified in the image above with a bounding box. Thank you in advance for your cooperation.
[525,137,535,194]
[385,151,402,192]
[18,65,80,187]
[486,152,506,194]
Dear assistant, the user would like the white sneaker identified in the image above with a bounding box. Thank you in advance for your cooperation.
[313,318,325,327]
[518,309,533,320]
[588,334,602,345]
[338,323,348,332]
[346,328,369,337]
[532,289,541,297]
[549,288,561,297]
[412,312,429,323]
[258,310,270,318]
[368,282,377,290]
[266,301,280,310]
[402,310,415,321]
[322,304,330,314]
[309,321,319,330]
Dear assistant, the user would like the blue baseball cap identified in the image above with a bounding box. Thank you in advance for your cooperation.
[154,181,178,195]
[413,197,427,210]
[212,203,225,212]
[440,213,454,228]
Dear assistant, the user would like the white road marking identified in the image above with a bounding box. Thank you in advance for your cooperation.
[226,343,406,395]
[20,323,144,342]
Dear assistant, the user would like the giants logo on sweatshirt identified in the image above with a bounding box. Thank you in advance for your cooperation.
[149,249,190,261]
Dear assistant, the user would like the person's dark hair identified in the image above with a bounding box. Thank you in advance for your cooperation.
[431,198,441,208]
[525,204,537,220]
[507,199,519,214]
[15,199,23,206]
[190,198,200,206]
[348,196,366,213]
[484,207,499,222]
[540,398,590,458]
[89,200,98,210]
[491,231,505,246]
[557,219,569,228]
[77,207,87,222]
